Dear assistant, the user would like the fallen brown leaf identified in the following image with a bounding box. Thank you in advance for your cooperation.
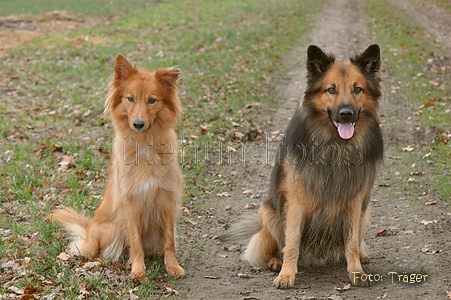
[24,286,43,296]
[200,124,209,134]
[409,171,423,176]
[376,229,388,237]
[242,189,255,196]
[423,96,436,106]
[245,203,257,209]
[57,252,71,261]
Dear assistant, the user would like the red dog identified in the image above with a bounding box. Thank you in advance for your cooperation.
[48,54,185,282]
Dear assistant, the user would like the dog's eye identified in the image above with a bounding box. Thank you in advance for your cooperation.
[326,87,336,95]
[353,87,363,94]
[127,96,134,103]
[148,98,157,104]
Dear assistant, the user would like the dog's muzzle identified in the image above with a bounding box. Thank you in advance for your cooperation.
[328,105,359,140]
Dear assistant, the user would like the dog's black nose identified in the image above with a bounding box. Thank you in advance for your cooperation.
[133,118,145,130]
[339,106,354,120]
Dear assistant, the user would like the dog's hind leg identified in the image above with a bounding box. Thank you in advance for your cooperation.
[243,203,280,269]
[244,226,279,269]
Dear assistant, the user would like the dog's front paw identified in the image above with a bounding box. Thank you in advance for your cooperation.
[273,273,295,289]
[130,272,147,284]
[348,270,370,287]
[166,265,185,277]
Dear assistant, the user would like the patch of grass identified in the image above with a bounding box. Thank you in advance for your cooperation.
[0,0,325,298]
[0,0,157,17]
[367,0,451,201]
[427,0,451,11]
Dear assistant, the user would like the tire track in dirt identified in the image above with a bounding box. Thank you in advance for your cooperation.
[177,0,450,298]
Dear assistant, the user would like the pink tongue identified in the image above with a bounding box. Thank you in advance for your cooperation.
[337,123,354,139]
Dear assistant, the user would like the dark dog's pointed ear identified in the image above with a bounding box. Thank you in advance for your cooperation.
[114,54,137,82]
[307,45,335,77]
[351,44,381,74]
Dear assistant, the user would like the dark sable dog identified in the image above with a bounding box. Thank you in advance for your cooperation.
[224,45,383,288]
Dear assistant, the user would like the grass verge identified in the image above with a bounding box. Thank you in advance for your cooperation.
[0,0,157,17]
[367,0,451,201]
[427,0,451,11]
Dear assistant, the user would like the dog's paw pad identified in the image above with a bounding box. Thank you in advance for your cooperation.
[130,273,147,284]
[167,265,185,277]
[349,271,370,287]
[273,274,294,289]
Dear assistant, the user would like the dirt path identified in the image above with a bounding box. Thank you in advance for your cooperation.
[175,0,450,299]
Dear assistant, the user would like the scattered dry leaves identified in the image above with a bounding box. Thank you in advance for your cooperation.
[420,247,441,254]
[216,192,231,197]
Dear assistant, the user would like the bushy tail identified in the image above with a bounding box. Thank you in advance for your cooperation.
[46,208,91,256]
[219,214,261,244]
[221,204,282,269]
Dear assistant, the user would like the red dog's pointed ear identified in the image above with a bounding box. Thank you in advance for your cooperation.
[114,54,136,82]
[155,67,180,88]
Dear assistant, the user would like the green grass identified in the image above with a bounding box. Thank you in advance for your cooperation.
[0,0,157,17]
[428,0,451,11]
[367,0,451,201]
[0,0,325,298]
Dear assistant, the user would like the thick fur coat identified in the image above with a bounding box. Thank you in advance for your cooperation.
[224,45,383,288]
[48,54,185,281]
